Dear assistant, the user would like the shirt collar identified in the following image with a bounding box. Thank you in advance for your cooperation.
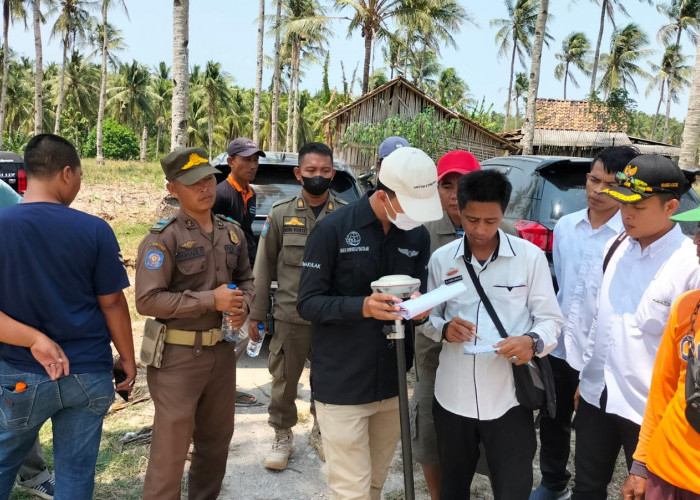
[355,190,381,227]
[575,209,623,233]
[435,211,458,235]
[628,223,686,259]
[453,228,517,263]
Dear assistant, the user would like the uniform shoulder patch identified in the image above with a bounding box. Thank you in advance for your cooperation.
[150,216,175,233]
[145,249,164,269]
[215,213,241,227]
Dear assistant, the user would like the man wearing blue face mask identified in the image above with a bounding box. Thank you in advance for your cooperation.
[298,146,442,499]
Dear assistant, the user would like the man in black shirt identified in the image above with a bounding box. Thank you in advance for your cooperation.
[297,146,442,499]
[212,137,265,267]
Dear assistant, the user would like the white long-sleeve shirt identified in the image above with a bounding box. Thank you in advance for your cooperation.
[552,209,623,370]
[579,224,700,425]
[428,229,563,420]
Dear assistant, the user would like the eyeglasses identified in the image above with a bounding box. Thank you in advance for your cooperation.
[615,171,670,195]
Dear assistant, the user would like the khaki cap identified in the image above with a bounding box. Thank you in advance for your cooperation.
[161,147,221,185]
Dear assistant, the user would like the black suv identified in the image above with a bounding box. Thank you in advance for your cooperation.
[212,151,363,244]
[481,155,700,261]
[0,151,26,195]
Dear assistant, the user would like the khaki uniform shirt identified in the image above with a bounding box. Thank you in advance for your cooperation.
[425,210,459,254]
[135,209,255,331]
[249,193,346,325]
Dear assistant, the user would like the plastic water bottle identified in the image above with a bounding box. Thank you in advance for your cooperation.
[247,322,266,357]
[221,284,238,342]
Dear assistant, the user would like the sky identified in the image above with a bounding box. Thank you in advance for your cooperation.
[6,0,691,119]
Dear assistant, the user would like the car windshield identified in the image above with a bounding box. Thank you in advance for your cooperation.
[539,171,589,228]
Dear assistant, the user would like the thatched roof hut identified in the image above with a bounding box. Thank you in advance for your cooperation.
[322,76,517,172]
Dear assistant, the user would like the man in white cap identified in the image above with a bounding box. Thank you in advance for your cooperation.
[297,146,442,499]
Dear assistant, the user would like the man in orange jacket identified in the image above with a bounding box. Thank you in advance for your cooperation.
[622,204,700,499]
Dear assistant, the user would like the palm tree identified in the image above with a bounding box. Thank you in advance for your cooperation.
[32,0,43,135]
[150,62,172,158]
[108,60,156,161]
[171,0,188,150]
[252,0,264,143]
[0,0,26,148]
[491,0,539,132]
[522,0,548,154]
[434,67,469,111]
[657,0,700,142]
[513,71,528,122]
[598,23,652,97]
[334,0,404,95]
[94,0,127,165]
[201,61,231,160]
[646,44,691,138]
[554,32,590,99]
[679,32,700,169]
[270,0,282,151]
[49,0,95,134]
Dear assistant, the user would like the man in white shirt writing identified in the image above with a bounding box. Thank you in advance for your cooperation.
[427,170,563,499]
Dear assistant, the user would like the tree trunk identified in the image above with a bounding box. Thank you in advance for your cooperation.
[33,0,42,136]
[156,123,162,157]
[403,31,409,77]
[504,38,516,132]
[664,29,683,143]
[651,81,665,139]
[679,34,700,169]
[589,0,607,96]
[284,46,294,151]
[252,0,264,143]
[361,26,372,95]
[96,1,108,165]
[208,108,214,160]
[292,44,300,152]
[522,0,549,155]
[140,122,148,162]
[53,37,68,134]
[171,0,189,150]
[270,0,281,151]
[563,63,569,100]
[0,0,10,149]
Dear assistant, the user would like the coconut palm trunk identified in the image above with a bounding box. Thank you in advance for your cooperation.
[53,36,69,134]
[270,0,281,151]
[651,81,665,138]
[679,35,700,169]
[361,26,372,95]
[33,0,42,136]
[252,0,264,143]
[589,0,607,96]
[140,122,147,161]
[563,62,569,100]
[291,48,300,152]
[285,66,293,151]
[171,0,189,150]
[522,0,549,155]
[503,39,516,132]
[664,30,683,143]
[0,0,10,149]
[96,1,108,165]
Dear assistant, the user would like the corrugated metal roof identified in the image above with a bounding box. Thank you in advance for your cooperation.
[534,130,631,147]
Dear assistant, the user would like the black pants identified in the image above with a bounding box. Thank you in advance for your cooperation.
[572,394,640,500]
[433,399,536,500]
[538,356,580,491]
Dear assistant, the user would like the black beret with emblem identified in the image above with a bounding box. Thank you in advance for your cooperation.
[161,147,221,185]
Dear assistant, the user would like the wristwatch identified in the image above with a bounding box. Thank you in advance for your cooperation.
[525,332,544,355]
[441,323,450,342]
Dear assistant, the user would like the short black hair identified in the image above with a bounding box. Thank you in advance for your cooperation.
[24,134,80,179]
[457,170,512,212]
[299,142,333,165]
[593,146,639,174]
[376,179,396,198]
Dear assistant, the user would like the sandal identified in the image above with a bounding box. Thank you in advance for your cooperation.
[235,391,258,406]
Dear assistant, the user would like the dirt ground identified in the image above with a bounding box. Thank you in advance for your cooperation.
[66,178,628,499]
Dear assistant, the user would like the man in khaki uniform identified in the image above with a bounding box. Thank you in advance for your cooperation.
[412,150,480,500]
[135,147,254,500]
[249,142,346,470]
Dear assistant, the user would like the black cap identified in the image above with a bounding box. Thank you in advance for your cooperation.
[160,147,220,185]
[600,154,688,204]
[227,137,266,158]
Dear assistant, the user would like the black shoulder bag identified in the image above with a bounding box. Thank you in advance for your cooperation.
[464,256,557,417]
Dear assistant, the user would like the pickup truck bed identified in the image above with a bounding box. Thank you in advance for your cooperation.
[0,151,25,195]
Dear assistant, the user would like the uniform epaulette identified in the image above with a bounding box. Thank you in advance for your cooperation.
[150,216,175,233]
[215,213,241,227]
[271,197,296,209]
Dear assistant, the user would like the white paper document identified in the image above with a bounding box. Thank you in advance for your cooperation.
[397,283,467,320]
[463,344,499,355]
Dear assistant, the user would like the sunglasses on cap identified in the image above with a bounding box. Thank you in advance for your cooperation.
[615,171,673,196]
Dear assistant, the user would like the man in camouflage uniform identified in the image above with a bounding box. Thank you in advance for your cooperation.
[136,147,254,500]
[249,142,346,470]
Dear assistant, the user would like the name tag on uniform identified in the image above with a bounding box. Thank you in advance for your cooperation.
[225,245,240,256]
[176,247,205,261]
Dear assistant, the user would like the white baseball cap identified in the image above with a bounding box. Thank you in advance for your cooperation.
[378,147,442,222]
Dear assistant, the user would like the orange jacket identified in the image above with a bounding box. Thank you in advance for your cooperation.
[633,289,700,493]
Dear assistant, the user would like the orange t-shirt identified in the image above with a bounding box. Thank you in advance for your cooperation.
[634,289,700,494]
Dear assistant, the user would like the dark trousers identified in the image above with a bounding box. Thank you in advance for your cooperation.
[538,356,580,491]
[647,471,700,499]
[572,394,640,500]
[433,399,536,500]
